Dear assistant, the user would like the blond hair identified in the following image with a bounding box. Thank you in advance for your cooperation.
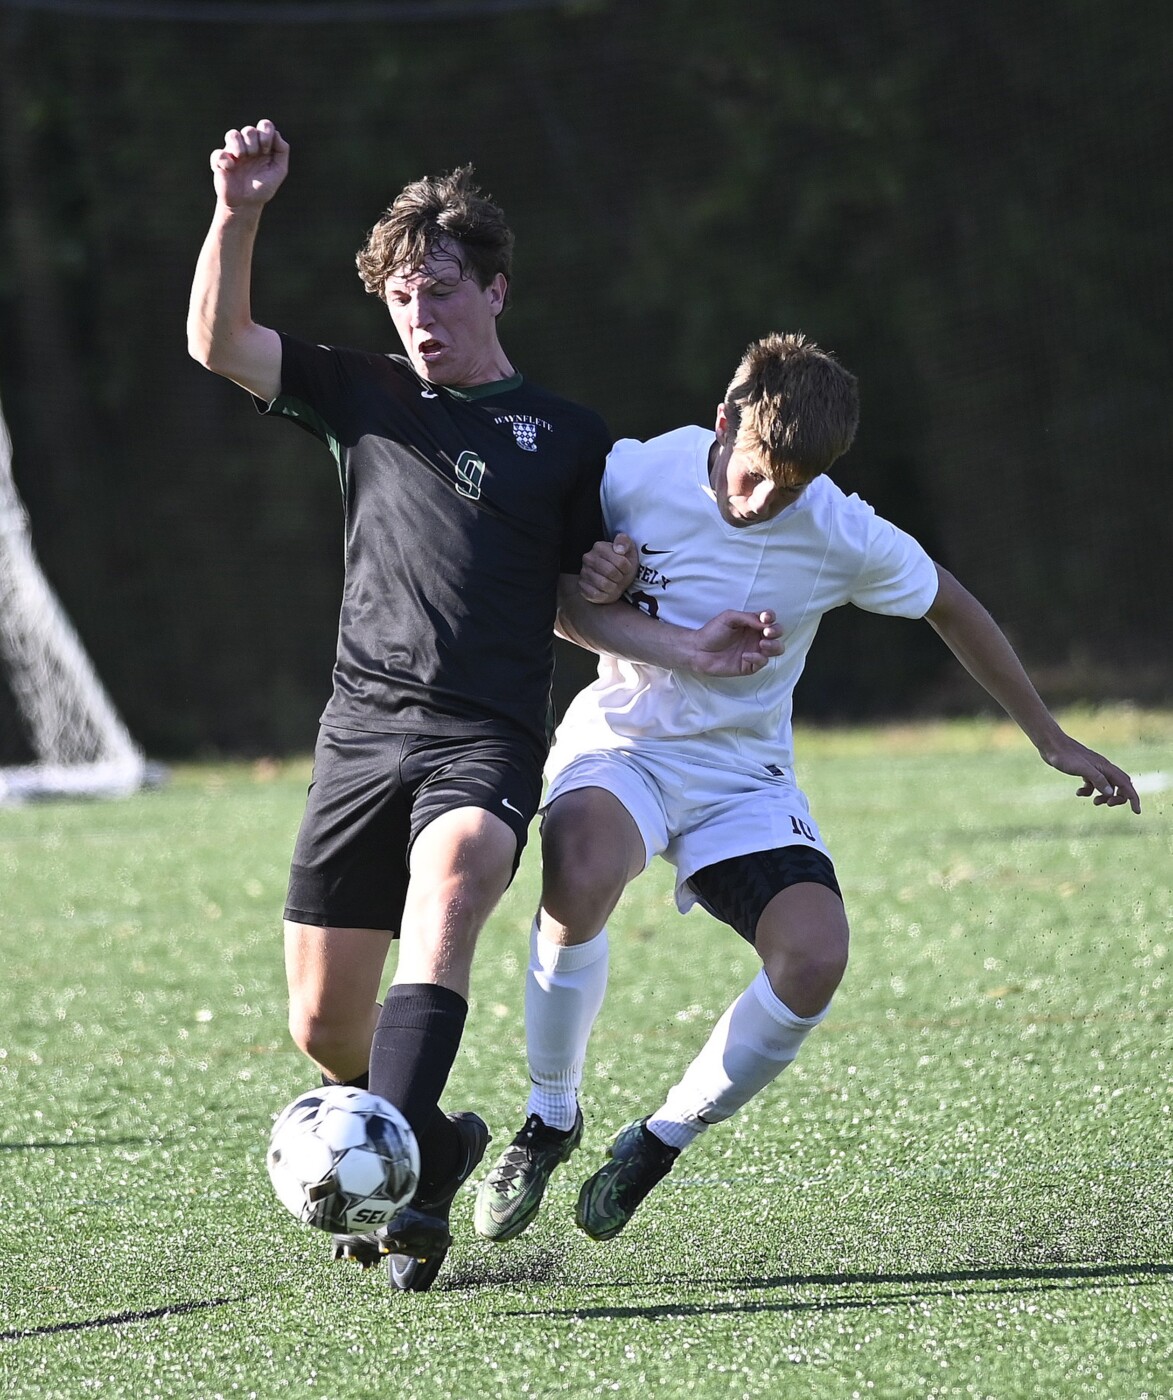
[724,332,859,487]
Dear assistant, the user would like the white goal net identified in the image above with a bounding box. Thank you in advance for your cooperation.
[0,392,149,803]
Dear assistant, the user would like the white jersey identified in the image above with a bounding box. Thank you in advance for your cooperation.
[553,426,940,775]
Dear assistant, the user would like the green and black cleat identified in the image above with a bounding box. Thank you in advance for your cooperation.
[474,1110,584,1242]
[574,1117,679,1241]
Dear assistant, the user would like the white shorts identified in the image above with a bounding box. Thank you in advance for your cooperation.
[542,741,832,915]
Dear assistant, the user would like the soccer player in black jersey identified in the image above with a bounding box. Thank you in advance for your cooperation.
[187,119,781,1291]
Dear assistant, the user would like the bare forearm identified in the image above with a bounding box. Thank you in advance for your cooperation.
[188,204,258,362]
[187,205,280,399]
[558,584,699,668]
[925,568,1063,756]
[925,566,1140,810]
[557,577,781,677]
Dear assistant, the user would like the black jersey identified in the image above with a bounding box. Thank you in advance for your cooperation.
[264,333,609,752]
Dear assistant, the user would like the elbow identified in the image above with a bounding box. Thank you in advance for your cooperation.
[554,606,579,647]
[186,320,217,372]
[185,309,258,377]
[923,563,958,630]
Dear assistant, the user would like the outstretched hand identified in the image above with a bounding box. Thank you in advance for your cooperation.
[1044,736,1141,813]
[689,609,784,677]
[579,532,639,604]
[211,119,290,208]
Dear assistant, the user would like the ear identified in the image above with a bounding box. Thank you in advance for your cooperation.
[487,273,508,316]
[714,402,731,443]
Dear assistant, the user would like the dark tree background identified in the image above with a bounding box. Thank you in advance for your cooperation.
[0,0,1169,757]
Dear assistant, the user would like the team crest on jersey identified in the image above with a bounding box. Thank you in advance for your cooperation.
[494,413,552,452]
[512,420,538,451]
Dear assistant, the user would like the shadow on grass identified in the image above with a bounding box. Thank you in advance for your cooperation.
[500,1261,1173,1319]
[1,1297,243,1343]
[0,1137,164,1152]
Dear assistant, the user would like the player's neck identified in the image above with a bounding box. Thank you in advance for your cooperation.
[449,340,516,390]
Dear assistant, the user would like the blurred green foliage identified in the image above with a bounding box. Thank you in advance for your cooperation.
[0,1,1169,755]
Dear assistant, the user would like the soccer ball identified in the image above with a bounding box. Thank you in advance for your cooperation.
[266,1085,420,1234]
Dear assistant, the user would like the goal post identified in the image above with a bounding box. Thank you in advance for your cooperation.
[0,390,150,803]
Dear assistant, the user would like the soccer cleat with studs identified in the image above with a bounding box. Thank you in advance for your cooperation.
[574,1117,679,1241]
[383,1111,491,1293]
[474,1109,584,1242]
[330,1230,388,1268]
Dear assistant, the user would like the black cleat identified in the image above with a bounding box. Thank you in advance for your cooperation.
[474,1110,584,1242]
[384,1112,491,1292]
[330,1230,388,1268]
[575,1117,679,1240]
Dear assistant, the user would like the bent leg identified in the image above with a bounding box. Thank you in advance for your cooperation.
[283,921,393,1083]
[755,881,850,1017]
[526,787,645,1124]
[395,803,519,996]
[475,787,647,1240]
[370,806,517,1188]
[649,877,850,1151]
[539,786,646,945]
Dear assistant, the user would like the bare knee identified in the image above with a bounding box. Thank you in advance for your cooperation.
[756,885,850,1018]
[286,985,376,1081]
[283,921,387,1080]
[762,936,848,1016]
[541,789,642,935]
[287,998,334,1065]
[397,808,519,992]
[542,822,625,920]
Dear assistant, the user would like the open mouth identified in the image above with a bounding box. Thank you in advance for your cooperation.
[417,338,445,361]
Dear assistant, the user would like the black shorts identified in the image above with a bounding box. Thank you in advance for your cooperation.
[284,726,544,932]
[685,845,842,946]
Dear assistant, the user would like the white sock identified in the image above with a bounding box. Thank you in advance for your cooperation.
[524,921,609,1131]
[647,968,829,1152]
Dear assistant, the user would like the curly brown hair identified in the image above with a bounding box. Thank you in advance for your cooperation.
[724,333,860,487]
[355,165,514,307]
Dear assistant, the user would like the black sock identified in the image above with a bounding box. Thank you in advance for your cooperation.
[370,983,468,1193]
[320,1070,370,1090]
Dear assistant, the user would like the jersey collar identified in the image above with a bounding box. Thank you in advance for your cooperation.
[441,372,524,401]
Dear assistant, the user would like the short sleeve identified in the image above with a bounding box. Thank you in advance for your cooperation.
[257,335,361,440]
[849,502,940,618]
[557,416,610,573]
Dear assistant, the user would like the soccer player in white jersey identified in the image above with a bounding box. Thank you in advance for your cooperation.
[474,331,1141,1244]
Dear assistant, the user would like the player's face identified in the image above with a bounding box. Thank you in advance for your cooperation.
[384,242,509,386]
[709,405,806,527]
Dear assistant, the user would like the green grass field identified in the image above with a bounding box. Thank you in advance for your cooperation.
[1,709,1170,1399]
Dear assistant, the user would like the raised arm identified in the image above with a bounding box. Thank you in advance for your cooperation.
[186,119,288,402]
[925,564,1140,811]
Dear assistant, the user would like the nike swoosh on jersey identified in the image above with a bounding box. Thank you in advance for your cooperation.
[501,797,524,816]
[640,543,671,555]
